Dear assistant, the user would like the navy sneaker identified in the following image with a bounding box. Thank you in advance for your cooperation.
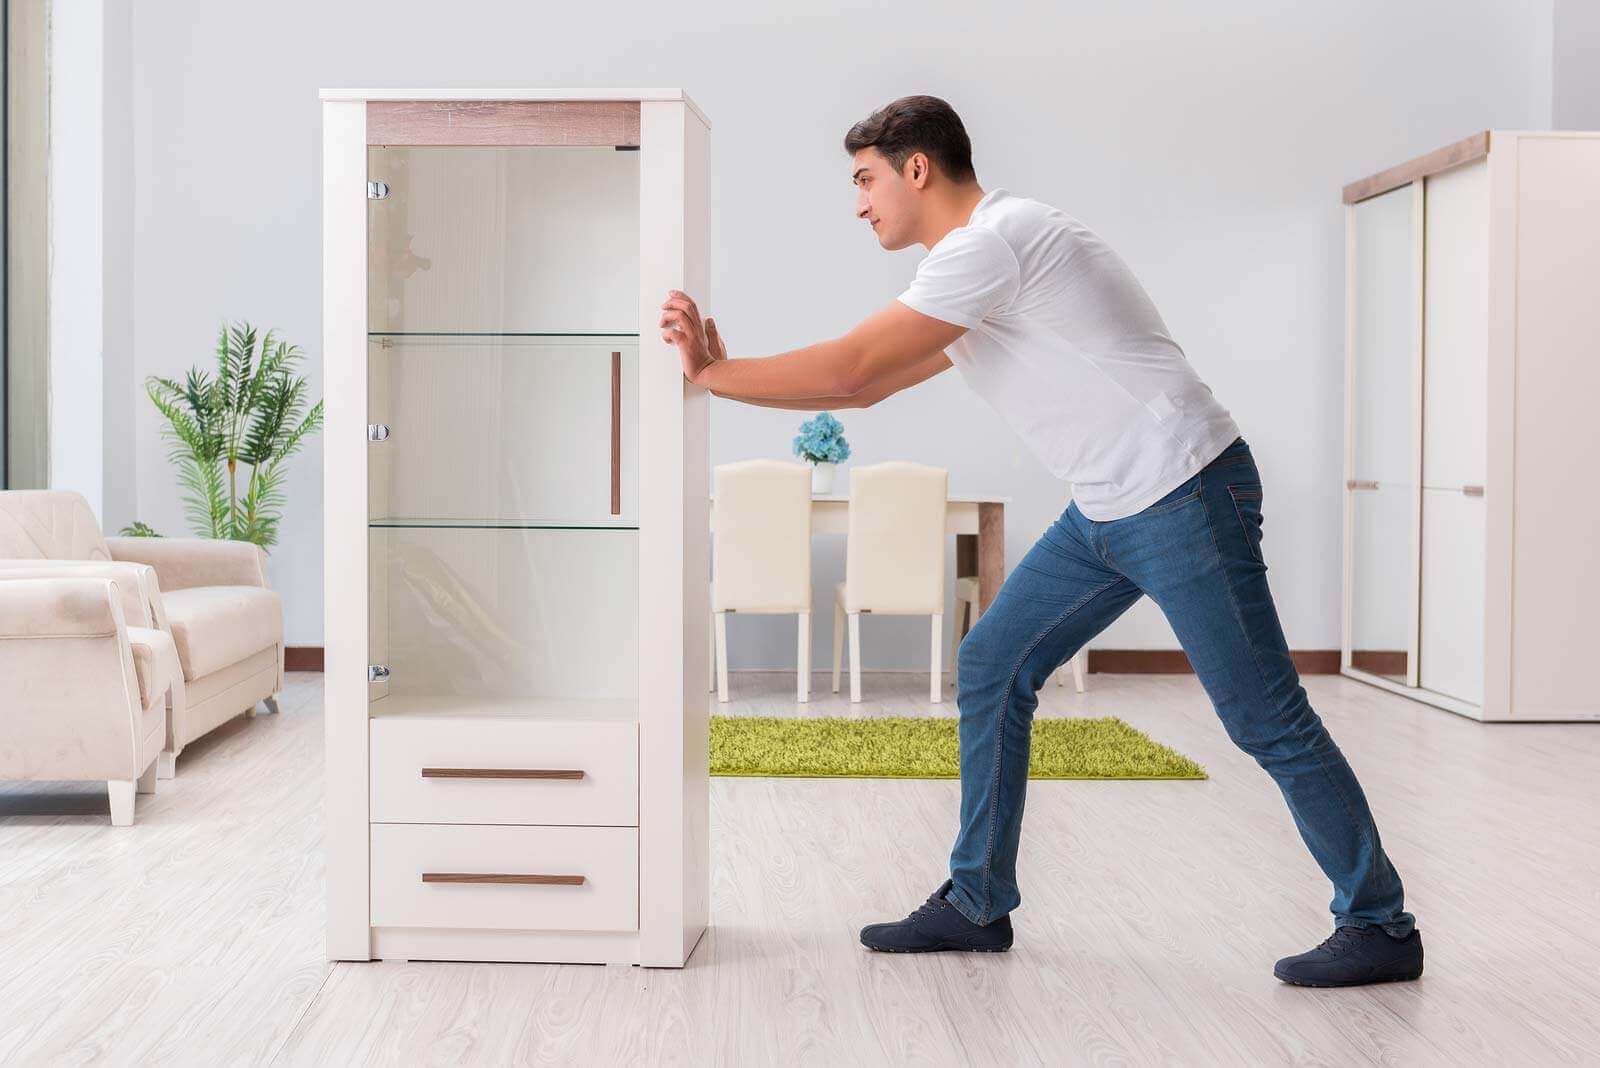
[859,879,1014,953]
[1274,925,1424,987]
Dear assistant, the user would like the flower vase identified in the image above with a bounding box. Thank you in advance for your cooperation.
[811,461,836,494]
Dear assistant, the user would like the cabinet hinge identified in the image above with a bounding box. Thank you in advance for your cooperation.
[368,424,390,442]
[368,665,390,681]
[367,180,389,200]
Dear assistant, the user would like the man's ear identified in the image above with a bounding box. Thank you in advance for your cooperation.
[906,151,930,189]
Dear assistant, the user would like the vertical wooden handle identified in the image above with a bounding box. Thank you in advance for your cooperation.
[611,351,622,516]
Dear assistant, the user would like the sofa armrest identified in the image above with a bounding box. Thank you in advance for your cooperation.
[0,559,163,630]
[0,577,149,783]
[0,576,121,638]
[105,536,268,592]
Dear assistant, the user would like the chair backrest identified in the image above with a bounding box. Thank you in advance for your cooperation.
[712,460,811,612]
[844,462,948,614]
[0,491,111,561]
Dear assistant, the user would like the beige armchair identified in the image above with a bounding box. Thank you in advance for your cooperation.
[0,491,285,777]
[0,573,175,824]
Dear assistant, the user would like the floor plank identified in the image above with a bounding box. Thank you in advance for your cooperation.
[3,670,1597,1065]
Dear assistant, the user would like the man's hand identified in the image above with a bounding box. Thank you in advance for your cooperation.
[659,290,722,383]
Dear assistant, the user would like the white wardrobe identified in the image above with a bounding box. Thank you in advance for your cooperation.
[1342,130,1600,722]
[322,89,712,965]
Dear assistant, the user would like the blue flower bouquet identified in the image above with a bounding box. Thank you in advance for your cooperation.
[793,412,851,492]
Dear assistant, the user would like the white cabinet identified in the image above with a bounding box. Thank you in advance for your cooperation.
[1341,131,1600,721]
[323,89,712,964]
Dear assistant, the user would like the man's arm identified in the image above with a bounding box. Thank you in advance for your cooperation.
[708,350,953,410]
[659,291,966,401]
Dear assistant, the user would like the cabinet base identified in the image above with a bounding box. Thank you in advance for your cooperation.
[371,926,642,965]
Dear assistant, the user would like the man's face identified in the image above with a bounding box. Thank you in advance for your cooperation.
[852,148,922,251]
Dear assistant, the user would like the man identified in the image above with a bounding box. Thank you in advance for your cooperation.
[658,95,1422,987]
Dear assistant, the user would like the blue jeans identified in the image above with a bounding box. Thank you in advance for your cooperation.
[947,436,1415,937]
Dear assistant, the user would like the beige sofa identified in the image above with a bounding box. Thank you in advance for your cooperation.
[0,491,285,778]
[0,570,177,824]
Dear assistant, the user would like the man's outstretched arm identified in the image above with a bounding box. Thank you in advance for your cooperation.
[659,290,965,402]
[708,350,953,410]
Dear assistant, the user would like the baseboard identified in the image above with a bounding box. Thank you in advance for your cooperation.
[283,647,1345,675]
[284,646,325,672]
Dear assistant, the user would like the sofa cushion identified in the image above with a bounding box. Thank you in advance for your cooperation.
[161,586,283,681]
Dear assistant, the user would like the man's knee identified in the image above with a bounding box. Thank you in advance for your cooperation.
[957,614,1008,691]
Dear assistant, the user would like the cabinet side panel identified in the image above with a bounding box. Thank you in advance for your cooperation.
[1508,135,1600,720]
[323,99,372,959]
[680,106,712,954]
[637,99,711,966]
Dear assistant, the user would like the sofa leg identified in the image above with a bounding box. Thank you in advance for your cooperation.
[263,694,280,715]
[137,760,158,795]
[107,780,136,826]
[157,750,177,779]
[245,704,257,718]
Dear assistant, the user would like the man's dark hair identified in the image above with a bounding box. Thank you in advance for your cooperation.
[843,95,977,184]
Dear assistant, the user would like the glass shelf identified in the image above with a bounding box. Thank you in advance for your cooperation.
[368,694,638,722]
[369,517,638,530]
[369,332,639,339]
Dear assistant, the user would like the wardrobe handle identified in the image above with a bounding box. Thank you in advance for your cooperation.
[421,873,586,886]
[611,351,622,516]
[1462,485,1484,497]
[420,767,585,780]
[1346,479,1380,491]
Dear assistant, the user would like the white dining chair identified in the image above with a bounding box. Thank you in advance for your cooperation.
[952,576,1086,693]
[832,462,948,703]
[711,459,814,703]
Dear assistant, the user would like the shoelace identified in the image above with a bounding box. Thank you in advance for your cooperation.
[1315,926,1367,956]
[908,896,948,925]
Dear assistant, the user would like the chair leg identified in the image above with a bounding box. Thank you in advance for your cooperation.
[137,759,158,795]
[930,613,943,703]
[157,750,177,780]
[832,600,845,694]
[714,611,731,704]
[797,611,811,703]
[848,612,863,703]
[107,780,136,827]
[1073,650,1087,693]
[949,600,963,691]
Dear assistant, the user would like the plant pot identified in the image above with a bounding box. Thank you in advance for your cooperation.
[811,461,837,494]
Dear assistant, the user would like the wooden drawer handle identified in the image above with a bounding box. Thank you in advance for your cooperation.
[422,873,586,886]
[420,767,585,780]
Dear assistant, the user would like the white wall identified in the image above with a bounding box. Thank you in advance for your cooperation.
[108,0,1559,665]
[1554,0,1600,128]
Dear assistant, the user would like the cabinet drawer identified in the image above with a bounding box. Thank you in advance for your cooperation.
[371,823,638,932]
[370,714,637,826]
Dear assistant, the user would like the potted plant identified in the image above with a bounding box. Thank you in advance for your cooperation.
[127,321,324,549]
[793,411,851,493]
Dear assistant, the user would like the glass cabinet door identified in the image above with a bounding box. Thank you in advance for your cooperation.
[365,145,641,710]
[1347,183,1418,683]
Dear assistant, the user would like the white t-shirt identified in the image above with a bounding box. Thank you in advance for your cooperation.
[896,187,1241,522]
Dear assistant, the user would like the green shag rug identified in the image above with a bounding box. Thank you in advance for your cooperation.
[710,715,1205,781]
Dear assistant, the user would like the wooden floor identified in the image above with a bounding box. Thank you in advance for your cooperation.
[2,671,1597,1066]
